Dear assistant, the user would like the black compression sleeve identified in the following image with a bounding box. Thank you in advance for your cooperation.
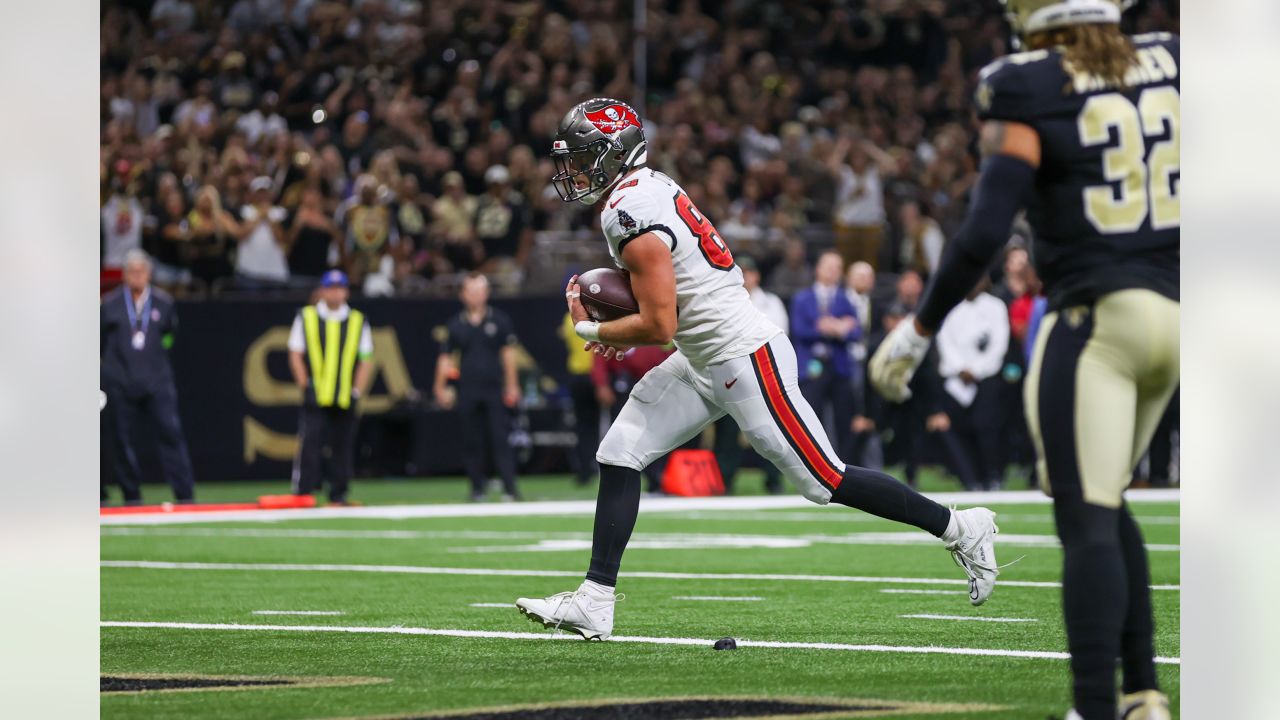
[915,153,1036,332]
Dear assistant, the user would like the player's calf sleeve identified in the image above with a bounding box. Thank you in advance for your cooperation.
[1054,499,1127,720]
[585,464,643,588]
[1118,505,1159,694]
[830,465,951,537]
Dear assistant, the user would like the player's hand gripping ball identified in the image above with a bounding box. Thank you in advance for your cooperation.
[575,268,639,321]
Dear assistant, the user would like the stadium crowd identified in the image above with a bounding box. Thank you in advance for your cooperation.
[102,0,1176,295]
[100,0,1180,495]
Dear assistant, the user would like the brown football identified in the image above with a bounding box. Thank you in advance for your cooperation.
[577,268,639,321]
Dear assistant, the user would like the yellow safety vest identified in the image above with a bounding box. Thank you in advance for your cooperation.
[301,306,365,409]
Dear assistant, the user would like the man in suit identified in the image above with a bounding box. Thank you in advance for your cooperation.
[100,249,195,505]
[790,249,860,455]
[844,260,883,468]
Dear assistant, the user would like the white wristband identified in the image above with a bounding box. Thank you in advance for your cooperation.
[575,320,601,342]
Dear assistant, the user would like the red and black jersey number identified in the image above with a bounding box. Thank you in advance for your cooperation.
[674,192,734,271]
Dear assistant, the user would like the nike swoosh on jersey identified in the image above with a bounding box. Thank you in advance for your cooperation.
[724,377,739,389]
[608,196,626,208]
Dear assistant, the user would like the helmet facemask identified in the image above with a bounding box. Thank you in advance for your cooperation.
[551,139,614,204]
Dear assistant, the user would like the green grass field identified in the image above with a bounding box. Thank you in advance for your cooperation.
[100,475,1180,719]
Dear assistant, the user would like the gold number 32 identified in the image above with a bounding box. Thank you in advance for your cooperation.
[1077,86,1180,233]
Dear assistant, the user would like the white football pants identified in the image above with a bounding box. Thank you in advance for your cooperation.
[596,334,846,504]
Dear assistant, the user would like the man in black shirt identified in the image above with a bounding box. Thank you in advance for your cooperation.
[433,274,522,501]
[100,250,195,505]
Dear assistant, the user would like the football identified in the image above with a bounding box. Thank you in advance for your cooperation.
[577,267,639,321]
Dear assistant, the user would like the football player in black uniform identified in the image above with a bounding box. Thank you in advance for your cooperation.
[870,1,1178,719]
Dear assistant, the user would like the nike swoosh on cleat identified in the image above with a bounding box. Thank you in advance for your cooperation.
[724,378,739,389]
[969,580,979,600]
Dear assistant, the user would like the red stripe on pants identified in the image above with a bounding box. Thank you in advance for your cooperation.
[751,346,844,489]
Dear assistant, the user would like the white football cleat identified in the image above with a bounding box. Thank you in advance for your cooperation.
[1063,710,1084,720]
[1119,690,1171,720]
[516,585,619,641]
[946,507,1000,605]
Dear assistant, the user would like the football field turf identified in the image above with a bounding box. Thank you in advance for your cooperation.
[101,477,1180,719]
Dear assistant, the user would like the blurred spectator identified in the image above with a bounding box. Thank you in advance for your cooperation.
[741,256,789,333]
[395,174,431,267]
[186,185,240,291]
[772,176,813,233]
[766,236,812,298]
[434,171,479,272]
[434,274,522,502]
[150,189,193,290]
[149,0,195,35]
[897,200,945,276]
[215,51,256,111]
[829,138,895,269]
[475,165,531,270]
[995,242,1042,484]
[894,268,924,312]
[101,250,195,505]
[102,167,143,269]
[791,250,861,454]
[844,261,877,363]
[235,91,287,146]
[935,279,1010,491]
[337,174,399,285]
[235,176,290,287]
[844,260,882,468]
[287,187,341,282]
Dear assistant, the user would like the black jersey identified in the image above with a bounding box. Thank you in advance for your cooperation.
[975,33,1180,310]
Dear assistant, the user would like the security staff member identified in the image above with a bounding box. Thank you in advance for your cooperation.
[100,249,196,505]
[433,273,522,502]
[288,270,373,505]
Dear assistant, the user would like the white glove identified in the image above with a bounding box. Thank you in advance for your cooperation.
[868,315,932,403]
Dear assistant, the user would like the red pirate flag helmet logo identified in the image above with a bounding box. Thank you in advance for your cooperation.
[584,103,640,136]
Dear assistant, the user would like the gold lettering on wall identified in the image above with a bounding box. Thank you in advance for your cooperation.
[243,327,300,406]
[243,415,299,462]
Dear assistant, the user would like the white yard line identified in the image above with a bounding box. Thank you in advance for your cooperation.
[102,527,1179,553]
[101,560,1181,591]
[100,489,1180,526]
[251,610,344,616]
[880,589,955,596]
[901,614,1038,623]
[672,596,764,602]
[468,603,514,608]
[99,620,1179,665]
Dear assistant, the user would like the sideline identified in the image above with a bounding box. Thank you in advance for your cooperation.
[100,489,1181,526]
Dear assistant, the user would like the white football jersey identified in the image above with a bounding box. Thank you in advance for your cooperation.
[599,169,780,367]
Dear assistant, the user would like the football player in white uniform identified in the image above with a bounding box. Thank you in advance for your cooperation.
[516,98,1001,640]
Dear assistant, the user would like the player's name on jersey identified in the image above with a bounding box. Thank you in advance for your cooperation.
[1067,45,1177,94]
